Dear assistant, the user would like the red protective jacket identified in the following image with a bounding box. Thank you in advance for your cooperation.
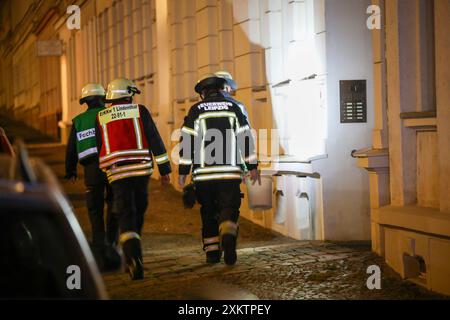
[96,103,171,183]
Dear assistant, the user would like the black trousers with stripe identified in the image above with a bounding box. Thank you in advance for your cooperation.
[195,180,242,247]
[110,175,149,263]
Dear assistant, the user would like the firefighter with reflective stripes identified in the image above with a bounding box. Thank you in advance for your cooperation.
[65,83,121,272]
[96,78,171,280]
[178,73,261,265]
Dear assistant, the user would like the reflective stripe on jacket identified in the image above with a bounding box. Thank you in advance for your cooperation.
[73,107,104,163]
[179,92,257,182]
[96,103,171,183]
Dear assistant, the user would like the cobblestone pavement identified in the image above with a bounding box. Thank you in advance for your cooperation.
[30,145,448,300]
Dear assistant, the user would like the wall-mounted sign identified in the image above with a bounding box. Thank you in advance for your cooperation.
[36,40,63,56]
[339,80,367,123]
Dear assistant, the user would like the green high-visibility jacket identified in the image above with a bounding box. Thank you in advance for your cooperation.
[72,107,104,163]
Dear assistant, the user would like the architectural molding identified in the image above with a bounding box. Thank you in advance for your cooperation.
[373,205,450,239]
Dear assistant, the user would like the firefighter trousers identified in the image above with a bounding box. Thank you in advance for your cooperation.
[195,180,241,252]
[84,163,117,247]
[110,175,149,262]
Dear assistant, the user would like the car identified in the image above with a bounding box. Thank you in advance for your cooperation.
[0,127,14,156]
[0,141,107,299]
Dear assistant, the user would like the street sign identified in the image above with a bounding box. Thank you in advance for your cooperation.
[36,40,63,56]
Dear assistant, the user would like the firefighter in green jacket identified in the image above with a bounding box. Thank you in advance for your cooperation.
[65,83,121,272]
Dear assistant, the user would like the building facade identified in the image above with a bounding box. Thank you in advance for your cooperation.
[0,0,66,137]
[355,0,450,295]
[0,0,448,295]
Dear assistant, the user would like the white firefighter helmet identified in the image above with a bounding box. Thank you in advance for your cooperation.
[105,78,141,102]
[214,70,237,91]
[79,83,106,104]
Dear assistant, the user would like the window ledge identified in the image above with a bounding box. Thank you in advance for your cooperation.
[400,111,437,130]
[373,205,450,239]
[259,154,328,164]
[400,111,436,119]
[352,148,389,170]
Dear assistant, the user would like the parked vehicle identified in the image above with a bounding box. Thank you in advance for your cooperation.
[0,141,107,299]
[0,127,14,156]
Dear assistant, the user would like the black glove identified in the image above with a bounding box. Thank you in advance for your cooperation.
[182,183,197,209]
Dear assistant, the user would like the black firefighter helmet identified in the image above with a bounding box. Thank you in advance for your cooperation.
[194,71,238,95]
[194,73,226,94]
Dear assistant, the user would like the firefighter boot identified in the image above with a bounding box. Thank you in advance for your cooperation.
[203,236,221,264]
[206,251,222,264]
[122,238,144,280]
[221,234,237,265]
[220,221,238,266]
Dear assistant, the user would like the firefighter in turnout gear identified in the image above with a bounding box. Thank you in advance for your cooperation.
[96,78,172,280]
[65,83,121,272]
[178,73,261,265]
